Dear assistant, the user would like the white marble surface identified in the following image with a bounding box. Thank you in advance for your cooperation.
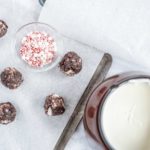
[0,0,149,150]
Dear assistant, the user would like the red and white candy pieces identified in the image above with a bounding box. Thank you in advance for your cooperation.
[19,31,56,68]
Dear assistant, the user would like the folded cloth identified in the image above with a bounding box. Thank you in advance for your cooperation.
[39,0,150,68]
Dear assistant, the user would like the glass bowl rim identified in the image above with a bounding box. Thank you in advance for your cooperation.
[12,22,63,72]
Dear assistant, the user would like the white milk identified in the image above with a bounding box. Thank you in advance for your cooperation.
[101,79,150,150]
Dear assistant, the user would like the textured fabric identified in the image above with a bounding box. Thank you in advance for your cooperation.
[39,0,150,69]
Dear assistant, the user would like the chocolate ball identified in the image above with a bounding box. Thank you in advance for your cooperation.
[59,51,82,76]
[0,102,16,125]
[0,20,8,38]
[44,94,65,116]
[1,67,23,89]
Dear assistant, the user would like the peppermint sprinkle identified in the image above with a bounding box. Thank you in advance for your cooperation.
[19,31,56,68]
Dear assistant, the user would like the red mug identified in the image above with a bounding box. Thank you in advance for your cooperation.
[83,72,150,149]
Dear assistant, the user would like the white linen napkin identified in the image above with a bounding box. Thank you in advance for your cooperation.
[39,0,150,69]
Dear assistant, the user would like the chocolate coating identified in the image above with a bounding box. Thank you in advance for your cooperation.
[59,51,82,76]
[0,20,8,37]
[1,67,23,89]
[44,94,65,116]
[0,102,16,124]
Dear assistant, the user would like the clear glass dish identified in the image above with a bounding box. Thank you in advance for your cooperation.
[12,22,63,72]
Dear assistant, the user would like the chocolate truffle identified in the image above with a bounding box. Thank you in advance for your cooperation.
[0,102,16,124]
[0,20,8,38]
[44,94,65,116]
[1,67,23,89]
[59,51,82,76]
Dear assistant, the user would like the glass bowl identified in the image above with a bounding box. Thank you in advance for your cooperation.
[12,22,64,72]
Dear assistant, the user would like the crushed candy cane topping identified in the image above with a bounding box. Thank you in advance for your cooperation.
[19,31,56,68]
